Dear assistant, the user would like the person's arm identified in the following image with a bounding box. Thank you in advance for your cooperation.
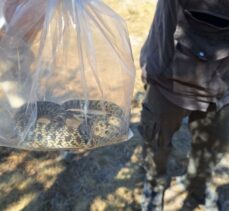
[3,0,46,42]
[140,0,179,82]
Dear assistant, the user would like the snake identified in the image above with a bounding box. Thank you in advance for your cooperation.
[14,100,127,150]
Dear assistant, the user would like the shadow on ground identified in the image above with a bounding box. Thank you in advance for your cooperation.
[0,123,144,211]
[1,92,229,211]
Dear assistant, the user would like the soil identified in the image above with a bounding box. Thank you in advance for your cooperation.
[0,1,229,211]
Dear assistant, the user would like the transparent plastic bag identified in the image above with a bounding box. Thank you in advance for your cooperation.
[0,0,135,151]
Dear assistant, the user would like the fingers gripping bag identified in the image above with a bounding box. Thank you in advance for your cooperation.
[0,0,135,151]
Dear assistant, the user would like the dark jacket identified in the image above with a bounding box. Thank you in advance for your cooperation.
[141,0,229,111]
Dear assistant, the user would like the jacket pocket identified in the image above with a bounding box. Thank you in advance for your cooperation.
[184,9,229,30]
[170,39,228,97]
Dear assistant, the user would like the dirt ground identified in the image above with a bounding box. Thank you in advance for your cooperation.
[0,1,229,211]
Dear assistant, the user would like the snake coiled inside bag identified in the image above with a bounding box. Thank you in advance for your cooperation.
[14,100,126,150]
[0,0,135,150]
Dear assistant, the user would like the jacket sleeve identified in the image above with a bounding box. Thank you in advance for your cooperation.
[140,0,179,79]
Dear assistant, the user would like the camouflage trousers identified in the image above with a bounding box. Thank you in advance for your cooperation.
[139,84,229,211]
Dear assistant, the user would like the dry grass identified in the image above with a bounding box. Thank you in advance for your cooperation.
[0,1,229,211]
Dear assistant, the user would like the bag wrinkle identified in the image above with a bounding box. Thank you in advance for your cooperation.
[0,0,135,150]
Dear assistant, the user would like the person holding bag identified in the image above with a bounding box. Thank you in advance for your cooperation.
[139,0,229,210]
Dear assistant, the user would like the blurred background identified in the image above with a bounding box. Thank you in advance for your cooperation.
[0,1,229,211]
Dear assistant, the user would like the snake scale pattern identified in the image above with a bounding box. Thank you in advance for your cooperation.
[14,100,126,150]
